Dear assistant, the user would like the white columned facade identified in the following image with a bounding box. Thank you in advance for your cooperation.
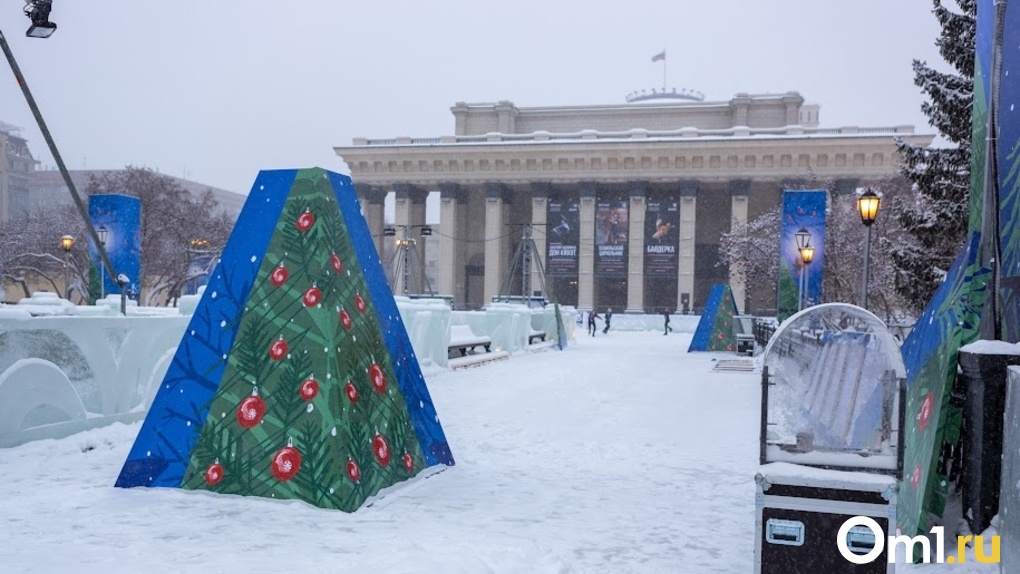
[626,183,647,313]
[357,186,386,258]
[339,95,930,313]
[483,184,507,305]
[530,182,550,298]
[578,183,597,310]
[438,183,463,299]
[677,181,698,313]
[729,180,750,314]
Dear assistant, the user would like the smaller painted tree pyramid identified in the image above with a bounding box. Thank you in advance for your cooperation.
[116,168,453,511]
[687,284,738,352]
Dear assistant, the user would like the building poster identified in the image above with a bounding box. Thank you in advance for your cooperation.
[644,198,679,275]
[595,199,628,277]
[776,190,827,322]
[545,197,579,275]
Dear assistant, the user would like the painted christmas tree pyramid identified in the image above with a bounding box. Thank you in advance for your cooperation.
[687,283,738,352]
[116,168,454,511]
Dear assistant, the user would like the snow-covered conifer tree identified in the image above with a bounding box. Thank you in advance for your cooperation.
[892,0,976,310]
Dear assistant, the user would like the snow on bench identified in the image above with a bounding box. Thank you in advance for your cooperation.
[528,329,547,344]
[449,350,510,370]
[448,324,492,357]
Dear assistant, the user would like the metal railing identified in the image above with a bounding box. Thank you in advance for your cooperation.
[753,319,777,349]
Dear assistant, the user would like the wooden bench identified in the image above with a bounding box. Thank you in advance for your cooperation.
[528,329,547,344]
[448,324,492,357]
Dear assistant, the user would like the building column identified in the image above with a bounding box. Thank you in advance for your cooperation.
[394,184,427,296]
[438,183,465,301]
[626,182,647,313]
[356,185,387,258]
[578,182,598,310]
[483,183,508,305]
[677,181,698,313]
[729,180,750,315]
[530,182,550,298]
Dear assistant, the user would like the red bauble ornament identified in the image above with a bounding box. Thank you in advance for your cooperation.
[918,392,934,431]
[299,377,319,401]
[402,452,414,473]
[296,210,315,232]
[270,265,289,287]
[344,382,359,403]
[269,338,288,361]
[236,388,266,429]
[271,444,302,482]
[330,253,343,274]
[205,461,225,486]
[369,363,386,393]
[372,433,391,467]
[355,293,367,313]
[303,285,322,307]
[339,309,352,331]
[346,458,361,482]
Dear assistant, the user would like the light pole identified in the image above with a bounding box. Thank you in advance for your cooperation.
[97,225,108,299]
[188,239,209,295]
[799,245,815,311]
[60,234,74,300]
[857,189,881,309]
[795,228,811,312]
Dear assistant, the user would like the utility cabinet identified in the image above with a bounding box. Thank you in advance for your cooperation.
[755,304,905,574]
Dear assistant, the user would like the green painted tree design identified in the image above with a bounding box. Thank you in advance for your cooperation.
[706,287,737,352]
[179,172,425,511]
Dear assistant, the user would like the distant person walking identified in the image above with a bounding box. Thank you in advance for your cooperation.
[663,309,674,335]
[602,308,613,334]
[587,310,601,336]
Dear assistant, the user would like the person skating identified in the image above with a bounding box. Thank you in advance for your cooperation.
[587,309,601,336]
[663,309,674,335]
[602,308,613,334]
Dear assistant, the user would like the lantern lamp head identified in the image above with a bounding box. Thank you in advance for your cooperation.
[857,189,881,226]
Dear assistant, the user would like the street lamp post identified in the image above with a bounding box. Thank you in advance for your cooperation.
[97,225,108,299]
[795,228,811,312]
[60,234,74,300]
[799,246,815,311]
[187,239,209,296]
[857,189,881,309]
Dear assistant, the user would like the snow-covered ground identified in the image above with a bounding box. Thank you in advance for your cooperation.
[0,332,1000,573]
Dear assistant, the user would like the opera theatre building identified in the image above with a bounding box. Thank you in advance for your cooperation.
[333,91,932,314]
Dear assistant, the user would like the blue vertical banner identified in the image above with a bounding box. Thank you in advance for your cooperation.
[88,194,142,299]
[776,190,827,322]
[998,0,1020,342]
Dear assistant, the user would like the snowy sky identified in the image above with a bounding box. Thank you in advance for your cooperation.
[1,1,946,195]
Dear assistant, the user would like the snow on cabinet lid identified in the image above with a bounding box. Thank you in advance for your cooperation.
[756,462,897,492]
[959,339,1020,356]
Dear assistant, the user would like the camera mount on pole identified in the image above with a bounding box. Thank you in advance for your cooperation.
[496,224,548,304]
[384,224,434,298]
